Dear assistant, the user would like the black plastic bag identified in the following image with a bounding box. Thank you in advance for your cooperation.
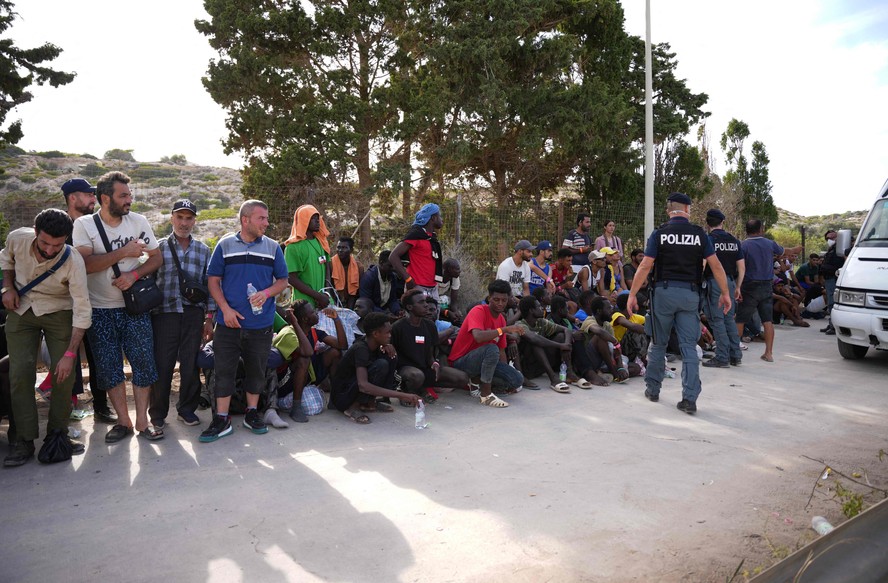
[38,429,74,464]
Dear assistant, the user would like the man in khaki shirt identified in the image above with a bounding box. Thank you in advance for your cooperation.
[1,209,92,467]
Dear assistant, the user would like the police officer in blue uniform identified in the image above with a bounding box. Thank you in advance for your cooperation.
[627,193,731,414]
[701,209,745,368]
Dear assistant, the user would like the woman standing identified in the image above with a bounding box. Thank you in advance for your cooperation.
[594,219,624,261]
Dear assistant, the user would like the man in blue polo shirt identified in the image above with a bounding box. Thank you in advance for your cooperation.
[627,192,731,415]
[200,200,289,443]
[735,219,802,363]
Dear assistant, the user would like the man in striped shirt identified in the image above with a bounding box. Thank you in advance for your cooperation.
[200,200,289,443]
[561,212,593,273]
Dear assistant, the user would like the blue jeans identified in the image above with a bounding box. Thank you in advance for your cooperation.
[645,285,702,402]
[703,278,742,363]
[824,278,837,311]
[452,344,523,390]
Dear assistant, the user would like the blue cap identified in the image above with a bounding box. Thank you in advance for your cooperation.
[61,178,96,196]
[667,192,692,205]
[535,240,552,251]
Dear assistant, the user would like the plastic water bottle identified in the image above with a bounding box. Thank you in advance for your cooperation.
[246,283,263,315]
[439,295,450,311]
[415,400,428,429]
[559,362,567,382]
[811,516,834,536]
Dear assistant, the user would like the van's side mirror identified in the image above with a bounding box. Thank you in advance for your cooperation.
[836,229,852,258]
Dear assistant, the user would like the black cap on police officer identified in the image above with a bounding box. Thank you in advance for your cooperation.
[666,192,692,217]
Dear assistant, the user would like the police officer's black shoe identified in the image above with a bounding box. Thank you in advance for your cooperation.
[644,389,659,402]
[677,399,697,414]
[730,358,741,366]
[702,359,729,368]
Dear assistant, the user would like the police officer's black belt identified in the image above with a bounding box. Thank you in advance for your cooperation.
[654,280,698,290]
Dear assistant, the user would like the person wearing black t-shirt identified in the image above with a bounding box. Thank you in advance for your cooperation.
[391,290,469,401]
[330,313,420,424]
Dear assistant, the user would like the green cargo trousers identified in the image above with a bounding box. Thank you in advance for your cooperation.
[5,308,74,442]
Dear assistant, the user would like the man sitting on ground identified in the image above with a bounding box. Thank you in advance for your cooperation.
[329,312,420,424]
[581,296,640,383]
[551,248,576,299]
[359,250,404,317]
[391,289,469,402]
[515,296,586,393]
[448,279,526,408]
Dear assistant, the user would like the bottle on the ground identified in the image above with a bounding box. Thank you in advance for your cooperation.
[811,516,834,536]
[559,362,567,383]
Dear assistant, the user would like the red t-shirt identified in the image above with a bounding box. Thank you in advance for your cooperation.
[405,232,438,287]
[448,304,506,365]
[551,264,572,288]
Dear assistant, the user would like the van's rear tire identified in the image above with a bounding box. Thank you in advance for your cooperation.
[837,338,868,359]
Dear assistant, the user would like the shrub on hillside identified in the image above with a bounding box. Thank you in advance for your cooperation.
[160,154,188,165]
[104,148,136,162]
[35,150,65,158]
[81,162,105,178]
[199,207,237,220]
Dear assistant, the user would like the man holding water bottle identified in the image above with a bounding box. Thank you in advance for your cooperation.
[200,200,289,443]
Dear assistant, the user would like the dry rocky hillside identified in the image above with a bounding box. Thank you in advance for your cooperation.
[0,151,244,244]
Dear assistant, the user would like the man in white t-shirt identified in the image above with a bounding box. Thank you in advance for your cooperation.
[496,240,533,298]
[73,171,163,444]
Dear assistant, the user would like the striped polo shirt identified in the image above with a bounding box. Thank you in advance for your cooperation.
[207,231,288,329]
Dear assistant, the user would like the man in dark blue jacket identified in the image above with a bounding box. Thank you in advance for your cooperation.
[359,250,404,316]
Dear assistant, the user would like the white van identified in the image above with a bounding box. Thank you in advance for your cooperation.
[831,178,888,359]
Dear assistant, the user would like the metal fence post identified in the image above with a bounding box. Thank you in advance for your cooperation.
[455,190,463,247]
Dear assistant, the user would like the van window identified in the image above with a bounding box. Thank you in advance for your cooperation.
[858,200,888,247]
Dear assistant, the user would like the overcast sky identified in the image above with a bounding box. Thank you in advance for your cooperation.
[9,0,888,215]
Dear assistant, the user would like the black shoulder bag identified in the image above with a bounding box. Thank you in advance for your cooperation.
[93,214,163,315]
[167,234,209,304]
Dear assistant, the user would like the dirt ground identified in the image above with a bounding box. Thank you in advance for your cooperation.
[2,324,887,582]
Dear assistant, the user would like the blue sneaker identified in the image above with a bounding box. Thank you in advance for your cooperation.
[243,409,268,435]
[199,415,232,443]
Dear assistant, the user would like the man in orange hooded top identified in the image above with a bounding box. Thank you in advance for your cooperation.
[284,205,332,308]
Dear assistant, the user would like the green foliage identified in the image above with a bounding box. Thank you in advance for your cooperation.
[0,144,24,157]
[0,1,75,146]
[720,119,777,227]
[205,235,220,252]
[834,481,864,518]
[201,173,219,181]
[0,210,8,243]
[768,225,801,249]
[130,201,152,213]
[655,138,711,204]
[103,148,136,162]
[35,150,64,158]
[198,207,237,220]
[81,162,105,178]
[18,173,36,183]
[148,177,183,188]
[80,153,98,160]
[127,164,179,181]
[160,154,188,165]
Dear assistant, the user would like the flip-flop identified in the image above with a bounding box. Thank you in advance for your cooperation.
[138,426,164,441]
[573,378,594,390]
[761,354,774,362]
[550,382,571,393]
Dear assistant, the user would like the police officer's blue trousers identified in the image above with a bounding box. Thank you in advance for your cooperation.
[702,277,742,364]
[645,286,702,402]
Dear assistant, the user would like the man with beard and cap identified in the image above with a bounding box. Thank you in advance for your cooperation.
[62,178,115,423]
[626,192,731,415]
[701,208,745,368]
[330,236,363,309]
[1,209,90,466]
[73,171,163,443]
[496,240,534,298]
[389,203,444,300]
[284,204,332,308]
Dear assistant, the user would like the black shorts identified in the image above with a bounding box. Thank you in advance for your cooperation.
[213,325,273,397]
[736,280,774,325]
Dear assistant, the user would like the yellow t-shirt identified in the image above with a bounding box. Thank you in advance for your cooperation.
[610,311,645,342]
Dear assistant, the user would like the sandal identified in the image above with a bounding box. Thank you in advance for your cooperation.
[343,409,371,424]
[573,378,594,390]
[479,394,509,408]
[138,426,164,441]
[550,382,571,394]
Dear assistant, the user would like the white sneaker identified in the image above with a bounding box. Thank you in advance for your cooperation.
[739,342,748,351]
